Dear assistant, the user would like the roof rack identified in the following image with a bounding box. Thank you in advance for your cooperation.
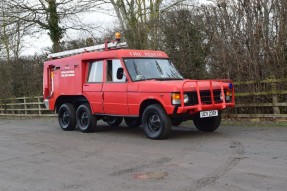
[47,41,128,59]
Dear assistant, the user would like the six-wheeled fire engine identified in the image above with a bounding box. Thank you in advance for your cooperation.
[43,33,235,139]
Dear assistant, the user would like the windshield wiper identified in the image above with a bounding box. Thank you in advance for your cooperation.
[133,60,140,75]
[155,60,164,75]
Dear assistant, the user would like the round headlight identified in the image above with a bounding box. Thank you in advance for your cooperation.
[184,94,189,104]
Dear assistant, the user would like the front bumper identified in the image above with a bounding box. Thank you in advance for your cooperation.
[174,102,234,115]
[170,79,235,115]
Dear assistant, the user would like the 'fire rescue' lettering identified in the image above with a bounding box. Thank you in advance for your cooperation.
[129,51,163,57]
[144,52,163,57]
[61,70,75,77]
[129,52,142,56]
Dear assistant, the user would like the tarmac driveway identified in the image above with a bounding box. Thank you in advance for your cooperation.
[0,118,286,191]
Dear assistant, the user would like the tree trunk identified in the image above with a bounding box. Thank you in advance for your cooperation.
[47,0,63,52]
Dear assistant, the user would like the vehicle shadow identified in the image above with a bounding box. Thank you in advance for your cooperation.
[74,121,224,140]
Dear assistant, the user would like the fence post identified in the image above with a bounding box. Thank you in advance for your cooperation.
[271,80,280,114]
[4,100,7,114]
[0,99,2,114]
[11,99,15,115]
[24,97,28,115]
[37,97,42,116]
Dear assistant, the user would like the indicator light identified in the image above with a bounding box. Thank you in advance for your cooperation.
[228,82,233,89]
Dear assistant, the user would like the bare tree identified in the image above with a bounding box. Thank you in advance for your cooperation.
[107,0,185,49]
[6,0,103,52]
[0,1,27,98]
[0,1,26,62]
[196,0,287,80]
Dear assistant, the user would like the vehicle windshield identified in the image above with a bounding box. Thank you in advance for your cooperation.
[124,58,183,81]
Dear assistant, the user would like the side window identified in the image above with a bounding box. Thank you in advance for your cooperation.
[107,59,126,82]
[87,61,103,82]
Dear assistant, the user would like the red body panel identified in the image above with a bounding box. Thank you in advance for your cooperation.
[83,83,103,113]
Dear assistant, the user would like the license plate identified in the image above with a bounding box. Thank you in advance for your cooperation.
[200,110,218,118]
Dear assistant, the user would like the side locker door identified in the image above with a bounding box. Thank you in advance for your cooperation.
[45,65,54,98]
[102,59,128,115]
[83,60,104,114]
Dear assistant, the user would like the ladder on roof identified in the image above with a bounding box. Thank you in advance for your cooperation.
[47,41,128,59]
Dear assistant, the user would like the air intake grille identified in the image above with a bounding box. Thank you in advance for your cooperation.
[185,90,223,106]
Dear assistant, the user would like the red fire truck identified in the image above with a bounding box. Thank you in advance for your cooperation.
[43,34,235,139]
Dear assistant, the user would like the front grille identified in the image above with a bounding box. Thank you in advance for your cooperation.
[185,89,223,106]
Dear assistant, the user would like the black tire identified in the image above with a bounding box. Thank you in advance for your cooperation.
[142,104,171,139]
[124,117,141,128]
[172,119,182,126]
[76,103,97,132]
[58,103,76,131]
[106,117,123,126]
[193,111,221,132]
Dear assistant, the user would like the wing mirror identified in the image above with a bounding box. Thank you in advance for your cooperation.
[117,67,124,80]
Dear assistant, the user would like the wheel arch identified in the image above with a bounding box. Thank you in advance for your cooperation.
[55,95,89,113]
[139,99,164,118]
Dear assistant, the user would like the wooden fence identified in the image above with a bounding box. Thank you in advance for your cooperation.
[0,96,55,117]
[0,78,286,118]
[229,78,287,118]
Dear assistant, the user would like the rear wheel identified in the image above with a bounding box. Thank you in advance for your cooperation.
[124,117,141,128]
[76,104,97,132]
[142,104,171,139]
[193,111,221,132]
[105,117,123,127]
[58,103,76,131]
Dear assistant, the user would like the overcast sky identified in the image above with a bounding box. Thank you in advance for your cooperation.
[22,0,215,56]
[22,10,115,56]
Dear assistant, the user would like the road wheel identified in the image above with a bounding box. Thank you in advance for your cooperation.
[106,117,123,127]
[58,103,76,131]
[193,111,221,132]
[172,119,182,126]
[76,104,97,132]
[124,117,141,128]
[142,104,171,139]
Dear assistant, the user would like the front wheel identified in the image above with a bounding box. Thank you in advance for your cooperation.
[76,104,97,132]
[142,104,171,139]
[58,103,76,131]
[193,111,221,132]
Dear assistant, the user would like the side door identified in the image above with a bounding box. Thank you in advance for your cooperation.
[102,59,128,115]
[83,60,104,114]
